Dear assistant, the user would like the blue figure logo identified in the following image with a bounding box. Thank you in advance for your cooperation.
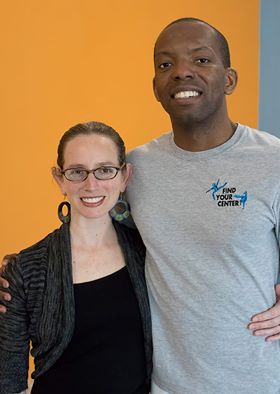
[234,191,248,209]
[206,179,228,200]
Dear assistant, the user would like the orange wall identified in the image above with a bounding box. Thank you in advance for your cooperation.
[0,0,259,258]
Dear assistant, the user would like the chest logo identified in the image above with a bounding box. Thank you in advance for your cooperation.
[206,179,247,209]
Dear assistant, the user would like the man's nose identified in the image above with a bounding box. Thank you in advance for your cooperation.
[172,60,195,80]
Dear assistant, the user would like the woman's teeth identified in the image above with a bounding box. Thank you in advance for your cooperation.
[81,196,104,203]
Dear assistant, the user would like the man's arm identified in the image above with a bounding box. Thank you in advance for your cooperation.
[0,255,15,313]
[248,283,280,341]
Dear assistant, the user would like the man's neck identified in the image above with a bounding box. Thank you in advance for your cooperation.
[171,118,237,152]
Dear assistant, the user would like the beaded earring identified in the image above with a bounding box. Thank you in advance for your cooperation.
[109,193,130,222]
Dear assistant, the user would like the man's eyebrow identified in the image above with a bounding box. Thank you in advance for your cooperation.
[154,46,214,59]
[192,46,212,52]
[154,51,173,59]
[191,46,213,53]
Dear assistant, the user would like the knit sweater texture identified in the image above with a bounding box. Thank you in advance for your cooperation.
[0,221,152,394]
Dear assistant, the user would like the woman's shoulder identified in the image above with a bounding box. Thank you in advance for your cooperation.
[3,228,57,276]
[19,225,64,261]
[113,220,146,259]
[113,220,143,243]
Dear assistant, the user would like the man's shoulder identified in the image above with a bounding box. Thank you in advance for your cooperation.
[127,132,171,162]
[242,124,280,147]
[237,125,280,171]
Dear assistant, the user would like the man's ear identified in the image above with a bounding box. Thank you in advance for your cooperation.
[120,163,132,192]
[52,167,65,194]
[153,77,160,102]
[224,68,238,95]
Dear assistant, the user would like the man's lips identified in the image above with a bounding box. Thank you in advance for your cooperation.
[171,89,202,99]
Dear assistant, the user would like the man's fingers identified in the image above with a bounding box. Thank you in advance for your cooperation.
[1,254,17,268]
[251,305,280,322]
[275,283,280,296]
[250,284,280,323]
[266,332,280,342]
[248,316,280,330]
[0,253,16,268]
[0,259,9,268]
[252,325,280,337]
[0,254,15,309]
[0,277,9,289]
[0,254,16,289]
[0,290,11,301]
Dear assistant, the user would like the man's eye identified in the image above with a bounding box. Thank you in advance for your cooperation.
[159,62,171,69]
[196,58,210,64]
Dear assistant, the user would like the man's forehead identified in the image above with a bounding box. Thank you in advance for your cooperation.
[154,22,220,61]
[155,21,217,49]
[154,45,216,59]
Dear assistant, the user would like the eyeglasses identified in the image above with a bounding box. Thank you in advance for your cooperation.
[61,165,125,182]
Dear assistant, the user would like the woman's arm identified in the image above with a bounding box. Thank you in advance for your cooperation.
[0,255,30,394]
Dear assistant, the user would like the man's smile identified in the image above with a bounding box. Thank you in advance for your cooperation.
[169,87,203,100]
[174,90,200,99]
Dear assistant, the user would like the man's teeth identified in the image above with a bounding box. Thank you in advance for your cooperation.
[174,91,199,99]
[82,197,104,203]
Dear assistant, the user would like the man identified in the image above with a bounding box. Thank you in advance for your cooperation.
[126,18,280,393]
[1,17,280,394]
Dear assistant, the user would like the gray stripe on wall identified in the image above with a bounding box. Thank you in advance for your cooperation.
[259,0,280,137]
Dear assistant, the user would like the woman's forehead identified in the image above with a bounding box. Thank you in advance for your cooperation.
[63,134,119,163]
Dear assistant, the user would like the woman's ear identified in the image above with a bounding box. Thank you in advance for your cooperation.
[120,163,132,192]
[52,167,65,194]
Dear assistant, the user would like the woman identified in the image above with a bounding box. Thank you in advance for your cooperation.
[0,121,152,394]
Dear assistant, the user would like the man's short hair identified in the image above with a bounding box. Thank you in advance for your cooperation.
[158,17,231,68]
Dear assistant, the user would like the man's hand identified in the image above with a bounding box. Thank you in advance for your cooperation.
[0,255,14,313]
[248,284,280,341]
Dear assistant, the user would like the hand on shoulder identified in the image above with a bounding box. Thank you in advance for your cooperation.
[0,254,15,312]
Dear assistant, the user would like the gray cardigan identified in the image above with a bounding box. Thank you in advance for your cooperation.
[0,221,152,394]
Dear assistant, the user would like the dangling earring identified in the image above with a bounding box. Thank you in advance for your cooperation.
[58,194,71,223]
[110,193,130,222]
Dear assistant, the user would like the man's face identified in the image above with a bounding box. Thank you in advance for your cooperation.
[153,21,236,127]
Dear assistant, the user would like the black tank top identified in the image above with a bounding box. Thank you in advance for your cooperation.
[32,266,148,394]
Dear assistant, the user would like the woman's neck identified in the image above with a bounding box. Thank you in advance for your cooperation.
[69,214,116,249]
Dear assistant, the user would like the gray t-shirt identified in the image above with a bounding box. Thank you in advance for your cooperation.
[127,124,280,394]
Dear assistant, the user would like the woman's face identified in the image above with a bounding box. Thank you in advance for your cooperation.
[54,134,131,221]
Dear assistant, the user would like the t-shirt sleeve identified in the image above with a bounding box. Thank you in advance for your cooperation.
[272,187,280,284]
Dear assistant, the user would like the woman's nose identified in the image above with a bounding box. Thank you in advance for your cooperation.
[83,172,99,188]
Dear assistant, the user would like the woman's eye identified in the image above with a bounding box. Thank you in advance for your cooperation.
[68,168,85,176]
[99,167,114,174]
